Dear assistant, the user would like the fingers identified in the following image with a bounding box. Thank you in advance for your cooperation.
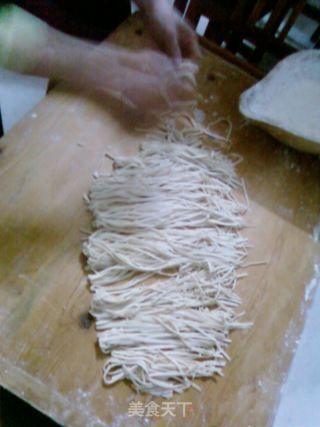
[157,18,200,62]
[122,71,171,112]
[177,20,201,61]
[161,30,182,64]
[116,49,175,77]
[145,10,184,63]
[176,62,198,89]
[116,65,195,114]
[90,46,197,115]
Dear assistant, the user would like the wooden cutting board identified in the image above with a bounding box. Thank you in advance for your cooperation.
[0,14,319,427]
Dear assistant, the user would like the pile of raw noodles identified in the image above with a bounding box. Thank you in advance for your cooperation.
[83,112,251,398]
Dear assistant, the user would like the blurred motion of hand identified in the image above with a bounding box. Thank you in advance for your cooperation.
[0,3,200,116]
[141,0,201,62]
[79,44,197,114]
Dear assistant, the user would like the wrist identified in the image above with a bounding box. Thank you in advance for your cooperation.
[40,29,94,84]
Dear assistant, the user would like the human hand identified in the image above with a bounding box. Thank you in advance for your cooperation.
[144,0,201,62]
[80,45,197,114]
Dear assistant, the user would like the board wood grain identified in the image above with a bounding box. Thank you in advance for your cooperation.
[0,13,319,427]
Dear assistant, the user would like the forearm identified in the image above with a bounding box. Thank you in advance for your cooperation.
[0,4,49,73]
[0,4,98,85]
[35,27,94,84]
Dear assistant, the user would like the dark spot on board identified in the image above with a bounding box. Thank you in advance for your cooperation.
[79,252,88,274]
[135,28,143,36]
[0,146,3,154]
[207,72,216,81]
[79,312,94,329]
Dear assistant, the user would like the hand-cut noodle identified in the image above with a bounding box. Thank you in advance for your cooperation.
[83,112,251,398]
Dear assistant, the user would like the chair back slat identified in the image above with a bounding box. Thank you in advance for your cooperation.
[182,0,315,68]
[277,0,307,42]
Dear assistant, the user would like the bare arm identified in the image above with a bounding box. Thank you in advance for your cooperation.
[0,5,195,114]
[134,0,200,61]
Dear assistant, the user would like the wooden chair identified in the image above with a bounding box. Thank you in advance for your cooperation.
[174,0,310,69]
[312,24,320,47]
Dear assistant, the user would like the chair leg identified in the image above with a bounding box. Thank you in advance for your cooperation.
[311,24,320,44]
[205,21,226,45]
[185,1,202,28]
[0,107,4,138]
[174,0,189,15]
